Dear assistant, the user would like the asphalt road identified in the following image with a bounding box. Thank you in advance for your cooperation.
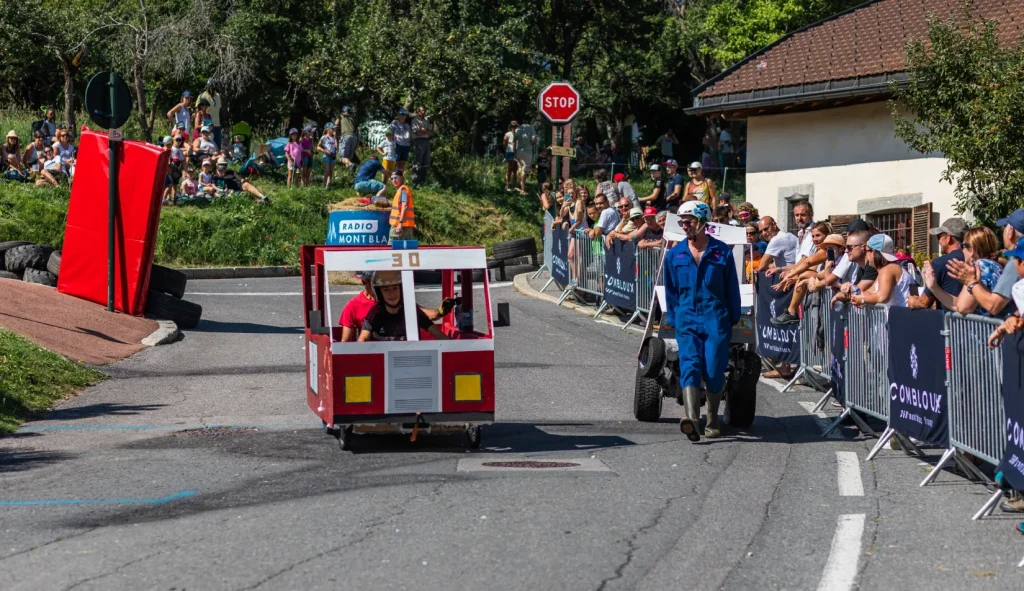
[1,276,1021,590]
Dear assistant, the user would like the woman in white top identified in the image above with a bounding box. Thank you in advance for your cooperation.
[24,131,59,186]
[167,91,193,136]
[52,128,76,179]
[834,233,915,307]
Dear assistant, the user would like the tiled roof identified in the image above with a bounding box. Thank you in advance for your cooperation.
[696,0,1024,99]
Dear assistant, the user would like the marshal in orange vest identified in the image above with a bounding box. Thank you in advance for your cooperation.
[389,185,416,228]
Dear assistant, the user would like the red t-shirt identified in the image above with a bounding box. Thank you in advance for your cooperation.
[339,292,377,330]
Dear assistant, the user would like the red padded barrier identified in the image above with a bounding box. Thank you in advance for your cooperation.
[57,128,168,316]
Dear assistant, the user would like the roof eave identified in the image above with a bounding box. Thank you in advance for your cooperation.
[686,72,909,116]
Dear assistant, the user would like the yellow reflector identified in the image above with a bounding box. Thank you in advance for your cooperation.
[454,374,482,402]
[345,375,372,404]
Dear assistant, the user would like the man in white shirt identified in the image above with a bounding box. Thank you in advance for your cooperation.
[589,195,621,243]
[758,216,798,272]
[792,200,815,260]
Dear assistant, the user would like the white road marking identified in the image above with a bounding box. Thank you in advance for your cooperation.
[187,282,514,296]
[758,376,785,392]
[798,401,843,439]
[835,452,864,496]
[817,514,866,591]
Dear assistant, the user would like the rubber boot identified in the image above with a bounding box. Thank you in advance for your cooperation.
[705,387,723,439]
[679,386,702,442]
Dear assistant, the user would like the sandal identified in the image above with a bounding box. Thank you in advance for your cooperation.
[679,417,701,442]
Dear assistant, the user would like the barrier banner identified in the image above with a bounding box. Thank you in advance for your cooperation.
[829,302,846,406]
[754,270,800,364]
[603,240,637,311]
[998,332,1024,491]
[550,224,570,288]
[886,307,949,446]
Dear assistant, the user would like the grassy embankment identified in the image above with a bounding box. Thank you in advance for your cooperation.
[0,328,106,434]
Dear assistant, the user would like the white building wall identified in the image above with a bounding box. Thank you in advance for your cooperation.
[744,101,956,232]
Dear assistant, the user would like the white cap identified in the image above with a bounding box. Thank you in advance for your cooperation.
[688,161,702,170]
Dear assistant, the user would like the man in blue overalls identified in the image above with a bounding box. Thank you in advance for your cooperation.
[664,200,741,441]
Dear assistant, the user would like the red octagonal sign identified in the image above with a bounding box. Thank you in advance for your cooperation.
[537,82,581,124]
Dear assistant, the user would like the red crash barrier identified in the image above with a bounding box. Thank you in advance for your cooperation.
[57,127,168,315]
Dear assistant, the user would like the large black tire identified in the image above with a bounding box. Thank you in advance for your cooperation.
[639,337,667,379]
[46,251,61,277]
[725,349,760,428]
[0,270,19,280]
[492,238,537,261]
[145,289,203,329]
[0,241,33,270]
[634,368,663,422]
[149,264,188,299]
[23,268,57,287]
[500,263,538,280]
[5,244,53,274]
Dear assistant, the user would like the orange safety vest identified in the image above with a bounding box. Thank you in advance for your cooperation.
[389,185,416,228]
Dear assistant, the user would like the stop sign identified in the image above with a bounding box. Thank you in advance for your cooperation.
[537,82,581,124]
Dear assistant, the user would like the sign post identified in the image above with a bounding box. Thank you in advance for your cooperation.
[85,72,132,312]
[538,81,580,187]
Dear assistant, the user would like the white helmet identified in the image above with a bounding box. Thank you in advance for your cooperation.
[678,200,711,224]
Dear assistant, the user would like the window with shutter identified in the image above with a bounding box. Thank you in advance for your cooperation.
[911,203,932,257]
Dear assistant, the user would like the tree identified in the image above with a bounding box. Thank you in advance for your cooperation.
[0,0,113,133]
[892,13,1024,223]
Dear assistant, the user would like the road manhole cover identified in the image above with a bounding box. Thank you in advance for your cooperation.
[481,461,581,469]
[173,427,258,438]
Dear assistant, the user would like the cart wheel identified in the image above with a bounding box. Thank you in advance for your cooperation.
[323,421,341,438]
[466,424,482,449]
[340,425,355,451]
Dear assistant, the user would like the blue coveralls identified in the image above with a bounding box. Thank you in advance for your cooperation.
[664,235,741,393]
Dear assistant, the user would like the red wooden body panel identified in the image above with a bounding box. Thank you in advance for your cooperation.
[441,351,496,413]
[330,353,387,416]
[305,332,334,423]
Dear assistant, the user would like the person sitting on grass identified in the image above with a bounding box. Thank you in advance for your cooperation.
[51,127,76,180]
[24,130,59,187]
[191,126,218,167]
[284,128,302,188]
[212,156,268,203]
[3,130,30,182]
[770,227,844,325]
[358,271,449,342]
[179,168,198,202]
[230,135,248,163]
[198,159,217,197]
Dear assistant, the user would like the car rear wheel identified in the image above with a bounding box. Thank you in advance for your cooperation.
[634,368,663,422]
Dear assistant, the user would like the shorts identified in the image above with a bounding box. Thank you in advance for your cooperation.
[504,151,515,163]
[340,135,357,159]
[354,179,385,194]
[389,226,415,242]
[223,178,243,192]
[288,162,297,171]
[383,159,397,174]
[302,155,312,168]
[396,144,410,162]
[517,156,533,173]
[322,154,335,165]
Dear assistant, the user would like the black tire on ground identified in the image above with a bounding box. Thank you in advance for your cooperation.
[639,337,667,379]
[4,244,53,274]
[46,250,61,277]
[492,237,537,261]
[634,368,663,422]
[466,424,482,449]
[145,290,203,329]
[0,241,33,270]
[499,263,538,280]
[0,270,19,280]
[724,348,760,428]
[149,264,188,299]
[22,268,57,287]
[412,269,443,285]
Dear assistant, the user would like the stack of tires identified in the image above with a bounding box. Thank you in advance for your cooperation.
[145,265,203,329]
[0,241,61,286]
[488,238,539,281]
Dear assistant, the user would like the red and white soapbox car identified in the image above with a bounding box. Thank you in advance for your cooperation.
[301,243,508,449]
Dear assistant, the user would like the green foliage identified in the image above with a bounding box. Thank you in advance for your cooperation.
[892,13,1024,223]
[0,329,105,434]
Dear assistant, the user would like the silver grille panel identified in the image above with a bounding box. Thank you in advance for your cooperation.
[388,350,439,413]
[393,398,434,412]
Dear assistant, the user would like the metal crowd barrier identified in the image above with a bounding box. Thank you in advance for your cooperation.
[624,246,663,329]
[783,289,831,396]
[564,229,604,301]
[535,211,554,284]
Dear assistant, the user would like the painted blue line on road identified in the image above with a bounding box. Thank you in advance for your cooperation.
[0,490,199,507]
[19,423,320,432]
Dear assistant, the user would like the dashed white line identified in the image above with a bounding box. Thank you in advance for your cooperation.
[835,451,864,496]
[817,514,866,591]
[798,401,843,439]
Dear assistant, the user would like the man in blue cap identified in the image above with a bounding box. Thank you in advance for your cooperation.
[947,209,1024,318]
[335,106,358,169]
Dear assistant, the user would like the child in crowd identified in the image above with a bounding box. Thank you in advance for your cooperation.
[199,159,217,197]
[230,135,247,163]
[180,169,198,200]
[300,126,315,187]
[377,129,398,175]
[285,128,302,188]
[318,122,338,189]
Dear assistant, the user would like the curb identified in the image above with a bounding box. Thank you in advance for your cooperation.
[142,320,180,347]
[178,266,297,280]
[512,273,600,319]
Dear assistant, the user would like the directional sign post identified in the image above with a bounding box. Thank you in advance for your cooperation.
[538,81,581,183]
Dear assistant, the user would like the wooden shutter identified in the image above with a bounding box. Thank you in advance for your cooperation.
[828,214,860,236]
[911,203,932,257]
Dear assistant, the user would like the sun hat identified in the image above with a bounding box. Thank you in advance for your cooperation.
[822,234,845,248]
[6,130,17,139]
[629,207,644,219]
[643,206,658,216]
[288,128,299,135]
[201,125,212,133]
[324,122,336,129]
[866,233,898,262]
[688,161,702,170]
[372,270,403,287]
[161,136,172,145]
